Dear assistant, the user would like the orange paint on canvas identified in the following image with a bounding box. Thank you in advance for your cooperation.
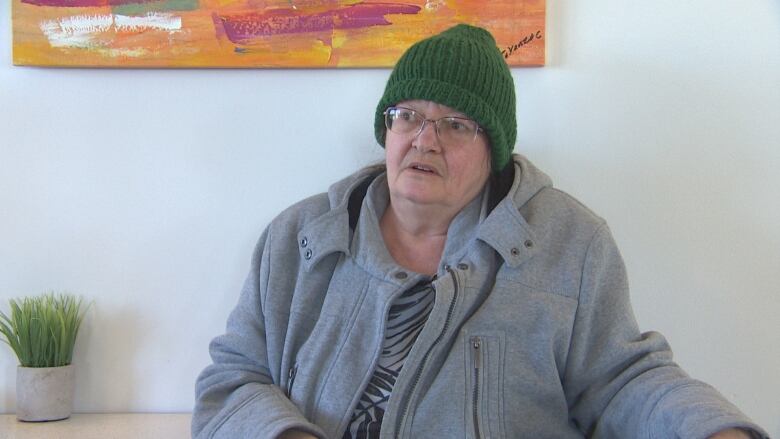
[12,0,546,68]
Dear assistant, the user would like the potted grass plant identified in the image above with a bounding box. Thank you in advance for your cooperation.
[0,293,88,422]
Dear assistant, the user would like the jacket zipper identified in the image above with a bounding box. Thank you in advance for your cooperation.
[286,363,298,398]
[471,337,482,439]
[395,267,459,438]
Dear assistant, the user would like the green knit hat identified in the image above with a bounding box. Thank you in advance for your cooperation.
[375,24,517,172]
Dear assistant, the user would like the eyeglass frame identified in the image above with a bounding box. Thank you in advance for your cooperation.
[383,106,485,145]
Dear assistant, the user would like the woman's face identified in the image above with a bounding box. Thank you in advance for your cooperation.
[384,100,491,213]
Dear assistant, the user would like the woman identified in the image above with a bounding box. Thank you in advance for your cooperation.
[193,25,766,439]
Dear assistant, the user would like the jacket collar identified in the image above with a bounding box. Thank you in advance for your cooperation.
[298,155,552,271]
[297,165,384,271]
[476,197,539,268]
[476,155,552,268]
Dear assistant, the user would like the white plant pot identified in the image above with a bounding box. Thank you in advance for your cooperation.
[16,364,75,422]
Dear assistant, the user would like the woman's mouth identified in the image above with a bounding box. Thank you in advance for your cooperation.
[408,163,438,174]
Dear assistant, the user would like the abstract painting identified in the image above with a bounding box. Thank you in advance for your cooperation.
[12,0,545,68]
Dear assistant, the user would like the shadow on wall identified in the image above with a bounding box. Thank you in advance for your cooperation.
[75,303,147,412]
[2,357,12,411]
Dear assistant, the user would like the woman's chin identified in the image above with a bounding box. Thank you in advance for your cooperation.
[392,187,442,207]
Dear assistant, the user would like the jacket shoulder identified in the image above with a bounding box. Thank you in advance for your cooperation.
[530,186,606,232]
[267,192,332,239]
[510,186,611,299]
[511,154,606,237]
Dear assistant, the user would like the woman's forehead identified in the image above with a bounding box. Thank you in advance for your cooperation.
[396,99,470,118]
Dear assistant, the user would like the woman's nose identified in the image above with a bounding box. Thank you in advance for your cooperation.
[413,120,441,152]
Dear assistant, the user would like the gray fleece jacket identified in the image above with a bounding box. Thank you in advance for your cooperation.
[193,154,767,439]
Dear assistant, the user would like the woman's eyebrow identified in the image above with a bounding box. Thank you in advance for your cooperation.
[399,102,469,119]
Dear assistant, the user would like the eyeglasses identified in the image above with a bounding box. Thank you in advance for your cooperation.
[384,106,484,146]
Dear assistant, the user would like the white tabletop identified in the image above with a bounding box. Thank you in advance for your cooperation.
[0,413,191,439]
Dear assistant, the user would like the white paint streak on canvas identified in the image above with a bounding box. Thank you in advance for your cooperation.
[39,14,113,48]
[39,13,182,53]
[114,13,182,31]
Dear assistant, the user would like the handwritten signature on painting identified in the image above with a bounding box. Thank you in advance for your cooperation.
[501,30,543,59]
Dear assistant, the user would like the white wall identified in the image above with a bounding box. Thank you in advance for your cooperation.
[1,0,778,435]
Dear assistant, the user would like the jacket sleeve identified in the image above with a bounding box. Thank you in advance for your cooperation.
[192,228,326,439]
[563,223,768,439]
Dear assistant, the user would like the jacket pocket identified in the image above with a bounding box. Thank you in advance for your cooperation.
[466,333,505,439]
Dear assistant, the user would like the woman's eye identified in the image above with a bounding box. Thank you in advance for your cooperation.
[398,110,414,121]
[448,119,465,131]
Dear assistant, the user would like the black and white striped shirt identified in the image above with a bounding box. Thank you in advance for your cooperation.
[342,281,435,439]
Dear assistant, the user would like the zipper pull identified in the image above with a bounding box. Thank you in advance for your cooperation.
[472,337,482,370]
[286,364,298,398]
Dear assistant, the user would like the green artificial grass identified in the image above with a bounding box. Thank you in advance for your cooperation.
[0,294,87,367]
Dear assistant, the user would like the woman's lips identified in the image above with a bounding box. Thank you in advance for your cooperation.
[407,162,440,175]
